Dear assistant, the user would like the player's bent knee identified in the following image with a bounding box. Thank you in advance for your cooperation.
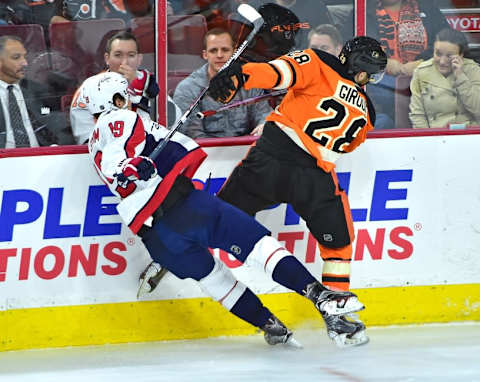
[245,235,290,276]
[199,257,246,310]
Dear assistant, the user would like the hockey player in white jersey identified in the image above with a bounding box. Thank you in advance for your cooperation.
[87,71,367,348]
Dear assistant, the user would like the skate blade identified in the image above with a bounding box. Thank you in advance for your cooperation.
[322,296,365,316]
[331,330,369,348]
[148,267,168,293]
[137,266,167,299]
[285,335,303,349]
[137,276,153,299]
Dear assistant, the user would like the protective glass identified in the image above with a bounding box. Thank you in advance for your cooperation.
[369,70,385,84]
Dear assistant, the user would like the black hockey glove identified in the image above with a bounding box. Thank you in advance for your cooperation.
[208,60,247,104]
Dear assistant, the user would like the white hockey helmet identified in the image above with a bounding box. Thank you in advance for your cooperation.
[87,71,129,114]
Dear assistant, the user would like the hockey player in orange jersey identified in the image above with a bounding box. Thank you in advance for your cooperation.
[208,36,387,347]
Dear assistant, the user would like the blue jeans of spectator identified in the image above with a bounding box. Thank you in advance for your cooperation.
[367,74,396,130]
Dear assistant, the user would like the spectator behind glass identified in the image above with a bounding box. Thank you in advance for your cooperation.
[70,30,161,144]
[0,35,73,148]
[308,24,342,57]
[50,0,133,24]
[409,28,480,128]
[173,27,271,138]
[0,1,55,26]
[342,0,450,129]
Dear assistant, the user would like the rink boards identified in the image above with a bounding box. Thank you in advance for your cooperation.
[1,133,479,351]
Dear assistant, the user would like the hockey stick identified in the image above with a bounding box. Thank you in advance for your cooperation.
[149,3,264,160]
[196,89,286,119]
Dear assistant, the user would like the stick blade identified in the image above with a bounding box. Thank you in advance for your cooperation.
[238,3,263,27]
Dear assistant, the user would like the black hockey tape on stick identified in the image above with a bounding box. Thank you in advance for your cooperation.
[196,89,286,119]
[148,4,264,161]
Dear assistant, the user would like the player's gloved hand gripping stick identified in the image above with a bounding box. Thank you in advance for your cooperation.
[148,3,264,161]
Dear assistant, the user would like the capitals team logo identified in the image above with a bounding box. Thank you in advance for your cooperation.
[230,245,242,255]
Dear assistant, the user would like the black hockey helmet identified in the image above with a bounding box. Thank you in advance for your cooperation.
[339,36,387,83]
[257,3,300,57]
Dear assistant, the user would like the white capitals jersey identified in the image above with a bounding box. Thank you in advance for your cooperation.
[71,72,152,144]
[88,108,206,234]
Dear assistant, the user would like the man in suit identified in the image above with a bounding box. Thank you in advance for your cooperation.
[0,35,72,148]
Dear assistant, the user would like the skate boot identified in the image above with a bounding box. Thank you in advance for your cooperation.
[304,281,364,316]
[323,313,369,348]
[260,314,302,348]
[304,281,368,348]
[137,261,168,299]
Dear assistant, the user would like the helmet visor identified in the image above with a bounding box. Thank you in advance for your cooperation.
[369,70,385,84]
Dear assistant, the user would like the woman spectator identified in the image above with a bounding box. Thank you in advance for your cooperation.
[343,0,451,129]
[409,28,480,128]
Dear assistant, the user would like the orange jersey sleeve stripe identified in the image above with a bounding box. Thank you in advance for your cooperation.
[243,62,283,90]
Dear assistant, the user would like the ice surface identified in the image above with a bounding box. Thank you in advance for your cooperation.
[1,323,479,382]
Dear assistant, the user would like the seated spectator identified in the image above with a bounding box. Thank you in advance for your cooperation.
[342,0,451,129]
[0,35,73,148]
[70,30,160,144]
[308,24,342,57]
[173,27,271,138]
[0,3,12,25]
[50,0,133,24]
[23,1,59,46]
[409,28,480,128]
[0,2,36,25]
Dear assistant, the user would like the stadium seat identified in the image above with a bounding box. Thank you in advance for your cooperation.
[49,19,126,85]
[132,14,209,56]
[61,94,74,113]
[166,15,207,73]
[0,24,47,56]
[167,14,207,56]
[167,71,190,96]
[130,16,154,53]
[167,53,204,73]
[141,53,155,73]
[394,75,413,129]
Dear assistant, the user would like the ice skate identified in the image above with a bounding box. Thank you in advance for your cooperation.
[137,261,168,299]
[304,281,364,316]
[323,313,369,348]
[261,315,302,348]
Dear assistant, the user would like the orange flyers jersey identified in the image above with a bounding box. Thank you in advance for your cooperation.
[242,49,376,172]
